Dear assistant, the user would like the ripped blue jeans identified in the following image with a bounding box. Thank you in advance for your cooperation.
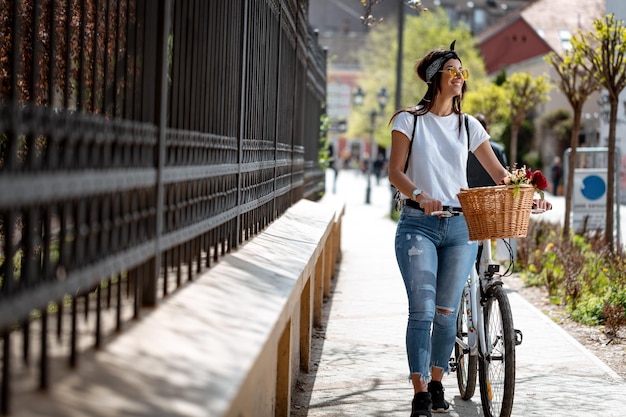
[395,205,477,381]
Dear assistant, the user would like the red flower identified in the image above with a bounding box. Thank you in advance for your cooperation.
[531,170,548,190]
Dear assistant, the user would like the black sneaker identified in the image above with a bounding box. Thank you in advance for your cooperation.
[427,381,450,413]
[411,392,432,417]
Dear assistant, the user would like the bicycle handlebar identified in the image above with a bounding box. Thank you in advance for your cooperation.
[430,208,546,217]
[431,210,454,217]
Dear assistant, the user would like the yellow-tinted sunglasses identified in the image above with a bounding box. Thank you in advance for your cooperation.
[439,67,470,80]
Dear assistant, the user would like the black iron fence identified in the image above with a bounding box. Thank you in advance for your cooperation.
[0,0,326,413]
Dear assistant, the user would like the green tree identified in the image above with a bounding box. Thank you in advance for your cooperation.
[545,47,600,238]
[463,82,508,144]
[503,119,535,167]
[573,14,626,251]
[503,72,552,166]
[348,9,488,148]
[540,109,572,159]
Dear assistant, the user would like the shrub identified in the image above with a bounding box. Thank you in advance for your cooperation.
[603,304,626,337]
[518,220,626,334]
[570,295,605,325]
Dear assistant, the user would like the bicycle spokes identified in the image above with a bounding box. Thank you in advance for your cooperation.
[455,288,477,400]
[479,286,516,417]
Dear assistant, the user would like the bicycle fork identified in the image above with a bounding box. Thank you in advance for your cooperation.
[480,265,524,350]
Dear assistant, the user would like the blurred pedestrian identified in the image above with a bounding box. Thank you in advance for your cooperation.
[551,156,562,195]
[373,153,387,185]
[328,143,339,193]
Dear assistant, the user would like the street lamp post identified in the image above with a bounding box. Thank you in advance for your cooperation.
[366,109,377,204]
[353,86,389,204]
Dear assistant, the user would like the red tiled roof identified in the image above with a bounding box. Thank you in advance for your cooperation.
[477,0,605,74]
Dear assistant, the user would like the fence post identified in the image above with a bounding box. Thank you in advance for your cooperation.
[146,0,172,306]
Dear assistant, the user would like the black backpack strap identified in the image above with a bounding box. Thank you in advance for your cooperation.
[403,113,418,173]
[464,114,470,151]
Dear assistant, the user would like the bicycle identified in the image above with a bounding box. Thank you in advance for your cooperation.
[450,207,544,417]
[452,235,520,417]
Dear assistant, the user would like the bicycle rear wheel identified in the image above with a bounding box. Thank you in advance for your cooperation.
[455,288,477,400]
[478,284,516,417]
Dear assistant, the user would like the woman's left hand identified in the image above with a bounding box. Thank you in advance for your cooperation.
[533,198,552,211]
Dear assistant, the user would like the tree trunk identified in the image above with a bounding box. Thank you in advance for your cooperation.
[563,107,583,237]
[510,122,520,166]
[509,108,527,167]
[605,97,617,252]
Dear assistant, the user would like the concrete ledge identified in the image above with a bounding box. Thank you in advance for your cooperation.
[12,198,345,417]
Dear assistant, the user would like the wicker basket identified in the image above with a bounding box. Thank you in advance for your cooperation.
[457,184,535,241]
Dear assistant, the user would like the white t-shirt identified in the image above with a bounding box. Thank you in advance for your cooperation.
[392,109,489,206]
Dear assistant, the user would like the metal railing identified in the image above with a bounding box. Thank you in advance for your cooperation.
[0,0,326,413]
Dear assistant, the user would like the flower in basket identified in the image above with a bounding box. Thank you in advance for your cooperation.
[499,165,549,199]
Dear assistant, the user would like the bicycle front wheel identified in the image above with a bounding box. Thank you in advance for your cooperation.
[478,284,516,417]
[455,288,477,400]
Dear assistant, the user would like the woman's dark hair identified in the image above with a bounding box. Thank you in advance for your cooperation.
[390,44,468,133]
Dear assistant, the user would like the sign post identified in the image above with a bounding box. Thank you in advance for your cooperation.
[564,147,621,246]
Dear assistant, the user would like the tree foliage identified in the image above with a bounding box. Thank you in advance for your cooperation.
[463,83,507,125]
[571,14,626,251]
[463,82,508,142]
[0,0,136,170]
[503,72,552,166]
[540,109,572,150]
[0,0,134,114]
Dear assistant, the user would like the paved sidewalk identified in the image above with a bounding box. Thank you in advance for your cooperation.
[293,169,626,417]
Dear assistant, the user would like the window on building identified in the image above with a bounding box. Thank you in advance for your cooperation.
[474,8,487,32]
[559,29,572,51]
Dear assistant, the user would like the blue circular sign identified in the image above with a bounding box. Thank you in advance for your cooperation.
[581,175,606,200]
